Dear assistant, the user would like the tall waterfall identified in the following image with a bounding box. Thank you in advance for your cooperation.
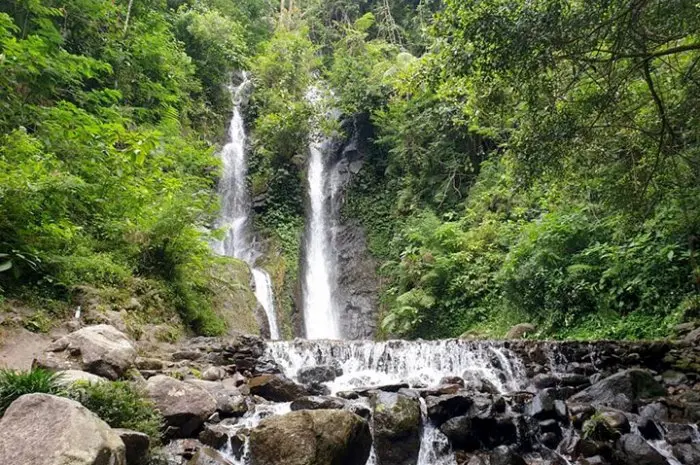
[301,87,341,340]
[213,74,279,340]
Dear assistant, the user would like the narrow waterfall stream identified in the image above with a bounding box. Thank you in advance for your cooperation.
[213,74,279,340]
[301,87,341,340]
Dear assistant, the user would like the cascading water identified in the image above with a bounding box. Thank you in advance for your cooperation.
[213,74,279,340]
[267,339,527,394]
[301,87,341,340]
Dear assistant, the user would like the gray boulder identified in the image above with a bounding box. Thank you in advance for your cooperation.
[185,379,248,418]
[248,374,310,402]
[672,443,700,465]
[35,324,137,380]
[249,409,372,465]
[569,369,665,410]
[614,434,667,465]
[371,392,422,465]
[146,375,217,438]
[0,393,126,465]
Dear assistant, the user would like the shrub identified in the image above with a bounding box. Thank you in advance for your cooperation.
[0,368,64,414]
[68,381,163,443]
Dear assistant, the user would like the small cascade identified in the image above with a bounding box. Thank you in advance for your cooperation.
[213,73,279,339]
[417,398,457,465]
[221,402,292,464]
[301,86,341,340]
[267,339,527,394]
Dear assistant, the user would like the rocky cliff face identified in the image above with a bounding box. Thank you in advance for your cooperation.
[328,121,379,339]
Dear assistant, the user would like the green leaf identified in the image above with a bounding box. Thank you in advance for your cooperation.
[0,260,12,272]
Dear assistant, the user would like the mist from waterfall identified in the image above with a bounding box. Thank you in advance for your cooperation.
[302,87,341,340]
[213,73,279,340]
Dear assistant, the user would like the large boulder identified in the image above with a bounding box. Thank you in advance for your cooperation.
[371,392,422,465]
[248,374,310,402]
[249,409,372,465]
[568,369,665,409]
[146,375,217,438]
[34,324,137,380]
[185,379,248,418]
[672,443,700,465]
[426,393,474,426]
[114,429,149,465]
[0,393,126,465]
[614,434,667,465]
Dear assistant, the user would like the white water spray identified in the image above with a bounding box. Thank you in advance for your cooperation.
[213,73,279,339]
[302,87,341,340]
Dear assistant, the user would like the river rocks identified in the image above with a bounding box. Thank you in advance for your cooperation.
[0,393,126,465]
[115,429,150,465]
[290,395,347,411]
[34,324,136,380]
[568,369,665,410]
[249,409,372,465]
[146,375,217,438]
[489,446,527,465]
[185,379,248,418]
[672,443,700,465]
[427,393,474,426]
[614,434,667,465]
[248,374,309,401]
[198,424,229,449]
[371,392,422,465]
[296,364,342,384]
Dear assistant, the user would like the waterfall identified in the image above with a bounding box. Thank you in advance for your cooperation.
[301,87,341,340]
[266,339,528,394]
[213,73,279,340]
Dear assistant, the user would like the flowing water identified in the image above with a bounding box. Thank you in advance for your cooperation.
[213,74,279,339]
[301,87,341,340]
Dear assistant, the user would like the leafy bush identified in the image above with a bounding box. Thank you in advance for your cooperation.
[0,368,64,414]
[68,381,163,443]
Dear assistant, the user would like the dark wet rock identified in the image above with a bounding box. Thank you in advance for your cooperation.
[672,443,700,465]
[636,418,662,440]
[526,391,567,422]
[440,376,465,387]
[664,423,696,444]
[355,383,409,395]
[114,429,149,465]
[296,365,343,385]
[568,369,665,410]
[440,415,518,452]
[248,374,309,402]
[560,373,591,389]
[489,445,527,465]
[145,375,217,438]
[198,424,229,449]
[533,374,559,389]
[290,395,347,411]
[599,410,630,435]
[613,434,667,465]
[305,382,331,396]
[249,409,372,465]
[639,402,669,422]
[371,392,422,465]
[426,393,474,426]
[336,390,360,400]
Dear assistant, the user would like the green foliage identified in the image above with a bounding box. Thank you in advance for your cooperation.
[69,381,164,443]
[0,368,64,415]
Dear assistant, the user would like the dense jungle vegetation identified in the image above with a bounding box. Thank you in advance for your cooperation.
[1,0,699,340]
